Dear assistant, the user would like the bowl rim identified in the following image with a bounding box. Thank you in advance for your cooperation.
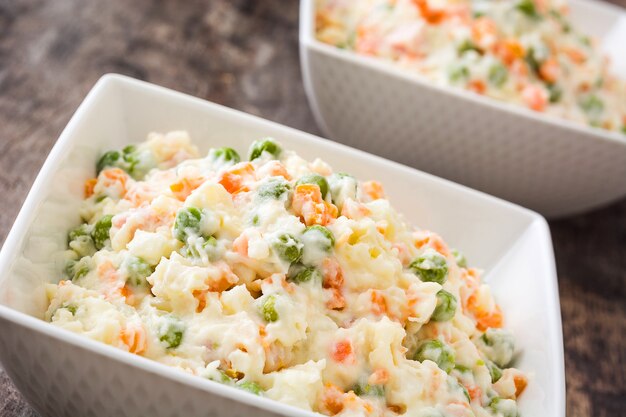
[0,74,565,417]
[299,0,626,147]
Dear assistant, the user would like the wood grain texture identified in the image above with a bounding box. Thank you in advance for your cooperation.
[0,0,624,416]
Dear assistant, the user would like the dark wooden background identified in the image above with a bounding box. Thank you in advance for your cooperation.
[0,1,624,416]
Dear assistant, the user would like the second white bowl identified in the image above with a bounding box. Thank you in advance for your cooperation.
[299,0,626,218]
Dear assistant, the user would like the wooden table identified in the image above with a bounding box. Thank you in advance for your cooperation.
[0,1,624,416]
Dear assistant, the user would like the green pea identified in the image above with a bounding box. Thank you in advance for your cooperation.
[92,214,113,250]
[63,303,78,315]
[548,83,562,103]
[272,233,303,264]
[478,328,515,367]
[489,398,519,417]
[96,150,120,174]
[202,236,220,260]
[257,178,291,200]
[457,39,481,56]
[158,316,185,349]
[287,263,322,284]
[180,235,220,261]
[249,138,282,160]
[296,174,329,199]
[579,94,604,118]
[516,0,539,18]
[431,290,457,322]
[173,207,203,242]
[451,249,467,268]
[486,360,503,383]
[68,224,91,242]
[211,147,241,164]
[238,381,263,395]
[409,250,449,285]
[449,65,470,83]
[261,294,279,322]
[414,339,456,373]
[488,63,508,87]
[328,172,357,208]
[68,224,96,258]
[352,381,385,397]
[303,225,335,252]
[453,364,471,373]
[64,259,91,281]
[124,256,153,286]
[525,47,541,74]
[122,146,139,174]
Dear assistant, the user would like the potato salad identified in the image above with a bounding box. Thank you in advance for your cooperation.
[316,0,626,133]
[46,132,527,417]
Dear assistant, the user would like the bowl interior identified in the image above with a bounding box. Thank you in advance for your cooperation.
[0,75,563,416]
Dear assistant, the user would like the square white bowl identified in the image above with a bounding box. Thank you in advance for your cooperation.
[300,0,626,218]
[0,75,564,417]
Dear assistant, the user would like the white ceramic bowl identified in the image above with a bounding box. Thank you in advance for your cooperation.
[300,0,626,218]
[0,75,564,417]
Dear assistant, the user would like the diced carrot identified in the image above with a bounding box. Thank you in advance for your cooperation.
[356,25,380,55]
[391,43,424,61]
[218,162,256,195]
[564,47,586,64]
[120,284,135,305]
[97,261,119,283]
[100,168,129,197]
[331,339,355,364]
[471,17,497,49]
[430,238,450,257]
[292,184,338,226]
[466,292,504,330]
[193,289,208,313]
[412,0,447,24]
[362,180,385,200]
[322,258,344,289]
[510,59,529,77]
[207,262,239,292]
[521,84,548,112]
[370,290,388,315]
[514,374,528,397]
[460,268,481,292]
[293,183,322,203]
[467,385,482,400]
[413,230,450,257]
[265,160,291,180]
[321,384,345,415]
[120,323,147,354]
[468,79,487,95]
[340,199,371,219]
[170,177,204,201]
[84,178,97,198]
[495,39,525,65]
[326,288,346,310]
[232,234,249,257]
[539,57,559,84]
[368,368,390,385]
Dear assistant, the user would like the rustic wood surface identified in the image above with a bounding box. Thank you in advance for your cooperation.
[0,0,624,416]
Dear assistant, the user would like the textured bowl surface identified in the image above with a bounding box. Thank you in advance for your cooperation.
[0,75,564,417]
[300,0,626,218]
